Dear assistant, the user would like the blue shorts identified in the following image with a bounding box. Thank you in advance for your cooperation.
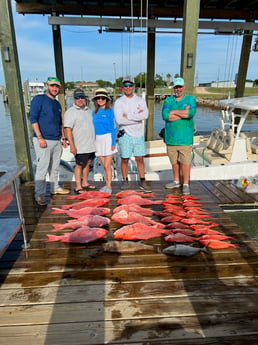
[118,133,146,158]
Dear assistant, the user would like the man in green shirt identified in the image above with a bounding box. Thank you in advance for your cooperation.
[162,77,196,195]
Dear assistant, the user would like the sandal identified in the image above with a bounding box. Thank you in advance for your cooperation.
[99,186,112,194]
[74,188,84,194]
[82,185,96,190]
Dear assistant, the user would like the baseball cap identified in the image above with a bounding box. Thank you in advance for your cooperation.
[173,77,185,87]
[73,88,86,99]
[47,77,61,86]
[122,75,135,84]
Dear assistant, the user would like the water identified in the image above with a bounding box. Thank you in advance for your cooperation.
[227,211,258,244]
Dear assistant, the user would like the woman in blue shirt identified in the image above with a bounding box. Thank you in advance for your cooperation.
[92,88,116,194]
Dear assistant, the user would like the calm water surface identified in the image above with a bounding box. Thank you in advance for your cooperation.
[227,211,258,244]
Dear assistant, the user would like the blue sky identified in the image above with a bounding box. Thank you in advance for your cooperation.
[1,1,258,85]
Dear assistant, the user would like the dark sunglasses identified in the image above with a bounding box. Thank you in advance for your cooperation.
[174,85,183,89]
[74,96,86,100]
[123,83,134,87]
[96,96,107,100]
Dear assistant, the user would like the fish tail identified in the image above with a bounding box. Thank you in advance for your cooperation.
[46,234,61,242]
[61,205,71,210]
[51,208,65,214]
[51,224,64,231]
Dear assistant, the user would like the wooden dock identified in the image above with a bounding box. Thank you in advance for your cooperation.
[1,180,258,344]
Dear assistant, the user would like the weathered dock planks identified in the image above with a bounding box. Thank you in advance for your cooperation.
[0,180,258,344]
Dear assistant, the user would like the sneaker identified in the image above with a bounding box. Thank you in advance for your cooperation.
[165,181,181,189]
[182,184,190,195]
[138,180,152,193]
[121,179,130,190]
[35,196,47,206]
[51,187,70,195]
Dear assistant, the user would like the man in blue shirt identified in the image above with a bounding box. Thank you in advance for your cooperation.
[162,77,196,195]
[30,77,69,206]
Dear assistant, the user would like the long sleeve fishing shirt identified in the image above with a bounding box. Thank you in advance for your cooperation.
[92,108,117,146]
[114,94,149,137]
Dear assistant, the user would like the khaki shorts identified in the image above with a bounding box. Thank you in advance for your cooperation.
[167,145,192,165]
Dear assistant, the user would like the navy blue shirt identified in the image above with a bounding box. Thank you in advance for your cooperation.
[30,94,62,140]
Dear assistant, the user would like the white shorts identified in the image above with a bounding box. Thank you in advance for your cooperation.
[95,133,117,157]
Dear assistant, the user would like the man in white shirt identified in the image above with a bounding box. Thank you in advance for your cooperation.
[114,76,151,192]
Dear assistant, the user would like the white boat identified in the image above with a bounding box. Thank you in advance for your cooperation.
[58,96,258,182]
[145,96,258,181]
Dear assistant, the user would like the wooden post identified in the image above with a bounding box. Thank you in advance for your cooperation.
[52,21,66,116]
[146,27,155,141]
[181,0,200,94]
[235,30,253,98]
[0,0,33,182]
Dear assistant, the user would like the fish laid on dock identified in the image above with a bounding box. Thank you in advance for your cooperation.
[67,191,111,199]
[114,223,167,240]
[199,239,239,249]
[46,227,109,243]
[164,233,196,243]
[163,244,210,257]
[62,198,110,209]
[117,195,163,205]
[115,190,154,198]
[111,210,164,227]
[51,215,110,231]
[103,240,157,253]
[113,204,156,216]
[68,214,110,226]
[51,206,111,217]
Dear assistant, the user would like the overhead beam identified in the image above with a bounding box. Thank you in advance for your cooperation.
[16,3,256,21]
[16,1,258,20]
[48,16,258,32]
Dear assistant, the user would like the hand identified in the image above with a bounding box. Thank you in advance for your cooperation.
[70,144,77,155]
[38,138,47,148]
[61,137,69,148]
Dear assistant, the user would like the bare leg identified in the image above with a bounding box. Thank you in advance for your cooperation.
[121,158,129,179]
[74,164,83,190]
[82,160,91,187]
[99,155,113,189]
[135,156,145,179]
[172,162,180,182]
[181,164,191,184]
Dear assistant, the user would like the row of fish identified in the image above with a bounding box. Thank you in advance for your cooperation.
[46,189,239,256]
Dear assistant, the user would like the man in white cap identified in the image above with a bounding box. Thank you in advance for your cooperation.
[30,77,70,206]
[162,77,196,195]
[64,88,96,194]
[114,76,151,192]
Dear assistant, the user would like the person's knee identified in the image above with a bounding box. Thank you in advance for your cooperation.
[135,156,143,164]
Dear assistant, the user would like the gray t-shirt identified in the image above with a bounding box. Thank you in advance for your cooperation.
[64,104,95,154]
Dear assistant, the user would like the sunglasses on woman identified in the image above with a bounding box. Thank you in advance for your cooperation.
[96,97,107,100]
